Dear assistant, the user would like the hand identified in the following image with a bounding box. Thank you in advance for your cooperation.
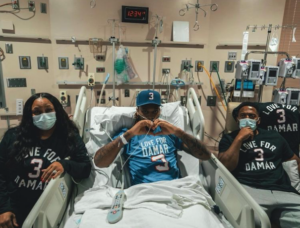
[236,127,254,142]
[41,162,64,182]
[0,212,18,228]
[152,119,179,136]
[128,120,155,136]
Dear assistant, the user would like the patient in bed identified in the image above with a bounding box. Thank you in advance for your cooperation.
[218,102,300,228]
[94,89,211,185]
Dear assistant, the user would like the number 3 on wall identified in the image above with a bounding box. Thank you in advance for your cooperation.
[151,154,169,171]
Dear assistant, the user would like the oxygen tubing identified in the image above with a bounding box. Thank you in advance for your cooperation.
[201,64,227,112]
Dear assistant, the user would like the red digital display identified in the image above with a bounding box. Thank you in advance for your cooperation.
[126,10,146,19]
[122,6,149,24]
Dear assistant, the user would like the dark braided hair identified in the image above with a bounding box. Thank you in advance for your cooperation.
[8,93,79,164]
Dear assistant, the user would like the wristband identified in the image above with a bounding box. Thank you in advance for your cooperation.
[120,134,128,145]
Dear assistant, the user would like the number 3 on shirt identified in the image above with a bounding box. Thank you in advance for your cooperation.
[28,159,43,178]
[151,154,169,171]
[277,109,286,123]
[254,148,264,161]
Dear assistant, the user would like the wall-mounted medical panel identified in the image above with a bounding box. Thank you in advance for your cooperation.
[19,56,31,69]
[224,61,234,73]
[5,43,13,54]
[7,78,27,87]
[58,57,69,69]
[37,56,48,69]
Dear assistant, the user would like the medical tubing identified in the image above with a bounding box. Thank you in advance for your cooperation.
[102,118,152,189]
[159,72,166,97]
[98,84,106,106]
[213,65,228,106]
[121,126,152,171]
[112,41,116,105]
[115,124,152,189]
[89,87,94,108]
[202,65,227,111]
[152,41,158,90]
[168,74,171,102]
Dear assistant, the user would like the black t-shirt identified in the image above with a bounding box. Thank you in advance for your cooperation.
[0,127,91,222]
[219,128,297,193]
[258,102,300,155]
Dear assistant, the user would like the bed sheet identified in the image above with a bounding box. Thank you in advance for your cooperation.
[64,176,231,228]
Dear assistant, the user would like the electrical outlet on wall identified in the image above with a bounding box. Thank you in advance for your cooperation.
[88,73,95,87]
[207,96,216,106]
[124,89,130,97]
[195,61,204,72]
[162,69,170,74]
[228,51,237,60]
[28,1,35,11]
[11,0,19,9]
[96,67,105,73]
[60,91,68,106]
[210,61,219,72]
[16,99,23,115]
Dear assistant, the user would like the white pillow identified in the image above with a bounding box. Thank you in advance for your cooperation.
[282,160,300,193]
[85,102,183,156]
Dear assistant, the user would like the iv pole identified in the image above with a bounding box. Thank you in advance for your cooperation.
[108,19,119,106]
[152,15,162,90]
[243,24,296,102]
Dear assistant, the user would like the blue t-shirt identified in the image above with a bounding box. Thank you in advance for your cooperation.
[114,128,183,185]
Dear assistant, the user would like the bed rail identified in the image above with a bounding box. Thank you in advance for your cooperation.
[73,86,88,137]
[22,87,89,228]
[22,173,73,228]
[202,156,271,228]
[186,88,270,228]
[187,88,205,141]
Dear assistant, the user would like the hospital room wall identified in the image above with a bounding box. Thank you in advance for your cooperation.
[203,0,285,147]
[0,0,286,147]
[0,0,52,133]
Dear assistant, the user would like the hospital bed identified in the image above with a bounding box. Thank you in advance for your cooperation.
[22,87,271,228]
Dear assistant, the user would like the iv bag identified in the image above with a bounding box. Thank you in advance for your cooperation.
[114,45,138,85]
[269,33,279,52]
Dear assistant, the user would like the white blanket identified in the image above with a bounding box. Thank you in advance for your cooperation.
[78,206,227,228]
[74,175,213,218]
[70,176,230,228]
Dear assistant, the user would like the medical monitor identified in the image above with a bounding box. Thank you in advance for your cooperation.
[273,89,288,105]
[233,79,255,98]
[279,59,294,78]
[264,66,279,86]
[235,61,249,79]
[286,88,300,106]
[248,60,261,80]
[292,58,300,78]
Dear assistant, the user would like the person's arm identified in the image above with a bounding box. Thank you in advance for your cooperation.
[42,133,92,181]
[286,154,300,174]
[94,120,154,168]
[152,119,211,160]
[218,128,254,171]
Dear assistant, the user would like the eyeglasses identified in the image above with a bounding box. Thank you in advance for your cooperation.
[238,113,258,119]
